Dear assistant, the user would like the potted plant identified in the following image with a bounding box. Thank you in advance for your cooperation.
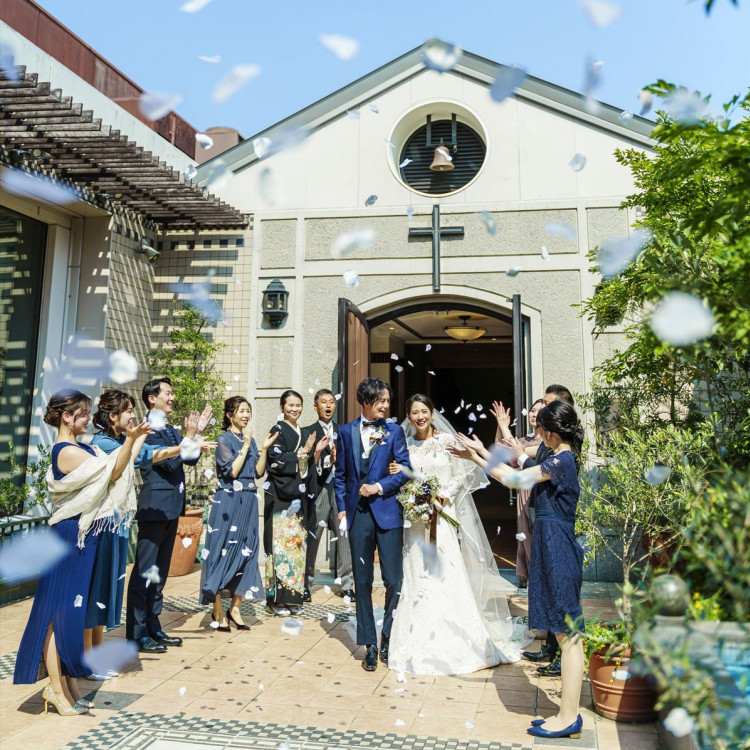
[149,302,226,577]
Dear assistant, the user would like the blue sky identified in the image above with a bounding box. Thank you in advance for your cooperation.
[35,0,749,136]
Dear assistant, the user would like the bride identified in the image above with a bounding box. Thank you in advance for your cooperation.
[387,394,533,676]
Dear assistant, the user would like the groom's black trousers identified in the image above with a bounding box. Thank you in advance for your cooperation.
[349,500,403,645]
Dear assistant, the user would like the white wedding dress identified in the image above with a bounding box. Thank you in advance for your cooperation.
[389,433,533,676]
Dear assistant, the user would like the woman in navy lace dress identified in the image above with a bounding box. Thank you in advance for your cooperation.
[454,400,585,741]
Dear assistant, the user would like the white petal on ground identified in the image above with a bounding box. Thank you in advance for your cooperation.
[364,194,377,206]
[421,40,462,73]
[478,211,497,236]
[108,349,139,384]
[323,585,332,595]
[597,229,652,278]
[489,64,526,103]
[637,89,653,115]
[650,292,715,347]
[645,465,672,485]
[465,719,475,729]
[664,708,695,738]
[397,671,407,683]
[0,527,70,584]
[258,683,264,692]
[327,613,336,624]
[568,153,587,172]
[180,438,201,461]
[181,0,215,11]
[318,33,360,61]
[580,0,622,28]
[195,132,214,150]
[0,169,78,205]
[138,92,183,122]
[619,110,634,124]
[399,158,413,168]
[545,221,576,240]
[395,719,405,727]
[84,641,138,674]
[505,267,521,278]
[198,54,221,63]
[281,618,304,636]
[212,64,261,103]
[253,137,272,159]
[343,270,359,287]
[331,228,376,258]
[178,686,187,696]
[182,537,193,549]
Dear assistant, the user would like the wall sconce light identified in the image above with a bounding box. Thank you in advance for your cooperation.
[135,237,160,263]
[262,278,289,328]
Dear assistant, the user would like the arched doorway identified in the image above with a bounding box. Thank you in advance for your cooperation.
[336,289,535,572]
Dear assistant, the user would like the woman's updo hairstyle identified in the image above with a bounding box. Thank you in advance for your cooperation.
[43,390,92,428]
[223,396,251,430]
[279,389,303,408]
[536,400,584,458]
[92,389,135,437]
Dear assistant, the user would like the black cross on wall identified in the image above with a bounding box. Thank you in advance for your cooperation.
[408,204,465,293]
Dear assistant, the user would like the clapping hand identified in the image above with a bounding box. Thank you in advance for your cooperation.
[197,436,217,454]
[315,435,331,454]
[197,404,213,434]
[242,427,254,448]
[302,431,317,454]
[490,400,511,430]
[127,417,153,440]
[184,411,200,438]
[262,431,279,451]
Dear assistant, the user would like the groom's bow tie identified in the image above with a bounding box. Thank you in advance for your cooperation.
[362,419,380,427]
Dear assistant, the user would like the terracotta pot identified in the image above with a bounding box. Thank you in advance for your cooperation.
[168,507,204,577]
[589,647,659,722]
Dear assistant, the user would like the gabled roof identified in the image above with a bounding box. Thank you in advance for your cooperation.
[198,38,654,179]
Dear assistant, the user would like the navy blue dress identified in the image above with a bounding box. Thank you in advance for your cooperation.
[85,434,153,630]
[528,450,584,635]
[199,431,263,604]
[14,442,100,684]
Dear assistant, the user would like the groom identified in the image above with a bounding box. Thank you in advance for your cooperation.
[335,377,411,672]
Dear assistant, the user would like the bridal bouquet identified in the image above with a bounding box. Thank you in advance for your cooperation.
[397,475,460,529]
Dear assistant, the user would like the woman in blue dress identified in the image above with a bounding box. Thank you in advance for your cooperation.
[200,396,277,630]
[13,390,149,716]
[85,389,158,675]
[453,400,585,741]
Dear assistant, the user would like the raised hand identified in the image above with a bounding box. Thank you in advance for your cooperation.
[197,404,213,434]
[315,435,331,454]
[501,436,525,461]
[262,431,279,451]
[446,442,473,460]
[184,411,200,438]
[197,437,217,453]
[329,443,337,465]
[459,433,484,453]
[490,400,511,429]
[127,417,153,440]
[302,431,316,454]
[243,427,254,447]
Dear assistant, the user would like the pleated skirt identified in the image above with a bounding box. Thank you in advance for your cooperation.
[84,527,128,629]
[13,517,99,684]
[199,488,263,604]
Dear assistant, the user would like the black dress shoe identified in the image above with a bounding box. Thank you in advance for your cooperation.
[303,588,312,603]
[150,630,183,647]
[537,656,562,676]
[138,636,167,653]
[361,644,378,672]
[523,641,559,662]
[340,589,356,602]
[379,635,390,665]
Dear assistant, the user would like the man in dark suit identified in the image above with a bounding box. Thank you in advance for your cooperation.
[126,377,214,653]
[303,388,354,602]
[334,378,411,672]
[505,383,575,676]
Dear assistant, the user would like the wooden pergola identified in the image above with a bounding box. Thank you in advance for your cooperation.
[0,67,247,229]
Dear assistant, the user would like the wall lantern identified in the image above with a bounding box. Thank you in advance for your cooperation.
[262,278,289,328]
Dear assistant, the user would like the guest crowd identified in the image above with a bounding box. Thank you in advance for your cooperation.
[11,375,585,741]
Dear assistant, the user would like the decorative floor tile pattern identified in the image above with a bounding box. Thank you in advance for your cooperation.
[62,712,534,750]
[0,650,17,682]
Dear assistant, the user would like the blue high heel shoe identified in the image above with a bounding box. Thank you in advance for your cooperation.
[530,718,546,727]
[527,714,582,739]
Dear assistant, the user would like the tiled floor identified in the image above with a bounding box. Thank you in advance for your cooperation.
[0,568,660,750]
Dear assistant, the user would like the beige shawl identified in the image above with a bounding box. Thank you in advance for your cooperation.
[47,445,137,548]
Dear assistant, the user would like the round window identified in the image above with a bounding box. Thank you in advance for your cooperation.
[398,119,486,196]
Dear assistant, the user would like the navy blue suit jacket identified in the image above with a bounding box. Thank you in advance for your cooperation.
[334,417,411,530]
[137,423,200,522]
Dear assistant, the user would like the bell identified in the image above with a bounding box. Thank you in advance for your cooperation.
[429,145,454,172]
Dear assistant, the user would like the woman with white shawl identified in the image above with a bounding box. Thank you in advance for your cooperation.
[386,394,534,676]
[13,390,150,716]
